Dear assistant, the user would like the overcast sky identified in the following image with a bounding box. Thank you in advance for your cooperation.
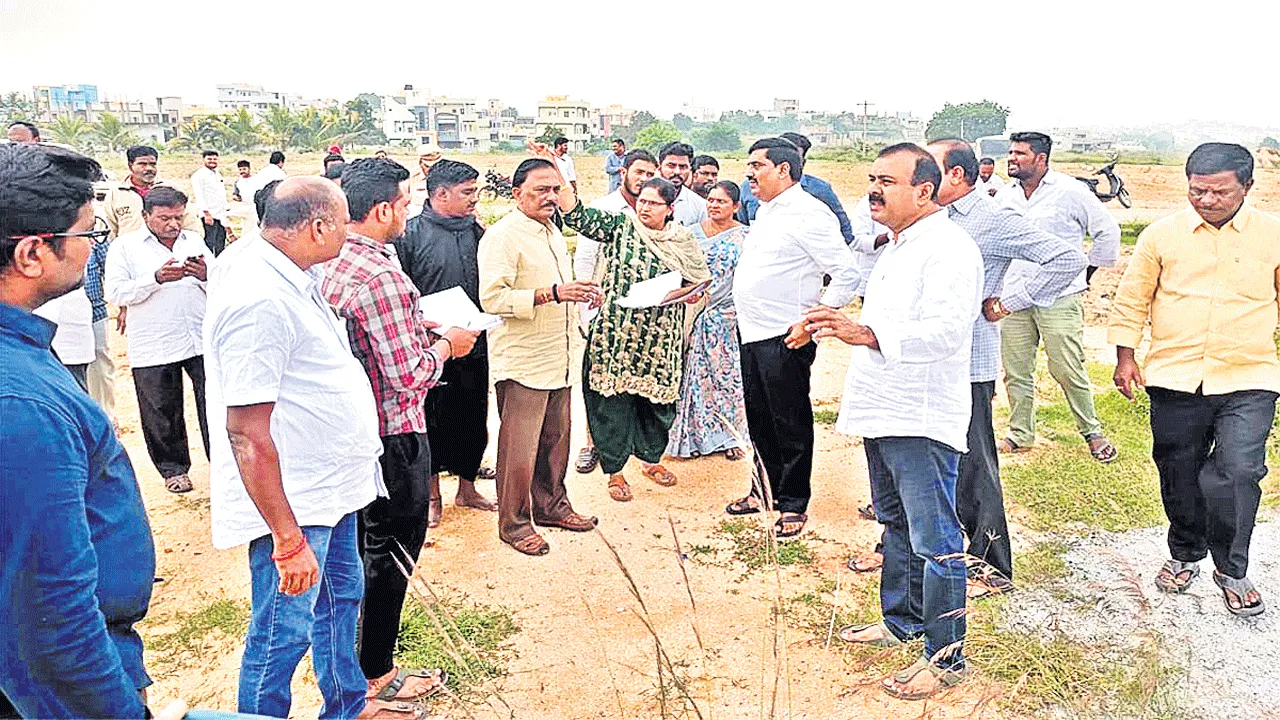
[3,0,1277,132]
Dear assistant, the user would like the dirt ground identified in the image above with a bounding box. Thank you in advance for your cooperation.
[108,151,1277,719]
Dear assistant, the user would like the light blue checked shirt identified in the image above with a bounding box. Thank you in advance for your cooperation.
[83,238,110,323]
[946,188,1086,382]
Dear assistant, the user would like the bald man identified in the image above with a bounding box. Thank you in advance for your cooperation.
[205,177,422,719]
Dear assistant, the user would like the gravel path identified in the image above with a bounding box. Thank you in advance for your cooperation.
[1004,519,1280,719]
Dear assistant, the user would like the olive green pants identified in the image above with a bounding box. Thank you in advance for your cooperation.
[999,292,1102,447]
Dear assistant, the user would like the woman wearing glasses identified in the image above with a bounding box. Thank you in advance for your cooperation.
[529,143,710,503]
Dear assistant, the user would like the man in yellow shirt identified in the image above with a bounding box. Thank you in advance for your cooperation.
[478,158,603,556]
[1109,143,1280,617]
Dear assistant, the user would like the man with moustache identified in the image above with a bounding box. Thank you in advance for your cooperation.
[726,138,859,538]
[737,133,853,243]
[190,150,233,256]
[976,157,1004,196]
[658,142,708,226]
[398,159,499,527]
[604,138,627,192]
[809,143,982,700]
[321,158,478,702]
[995,131,1120,461]
[479,158,602,556]
[690,155,720,198]
[571,148,659,474]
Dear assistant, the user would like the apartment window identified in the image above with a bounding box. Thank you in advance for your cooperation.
[563,110,570,118]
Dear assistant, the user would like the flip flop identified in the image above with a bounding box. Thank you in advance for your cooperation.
[857,503,877,521]
[882,657,967,701]
[725,496,762,515]
[369,668,448,702]
[1213,570,1265,617]
[1154,559,1199,594]
[847,552,884,573]
[1085,433,1118,463]
[774,513,807,538]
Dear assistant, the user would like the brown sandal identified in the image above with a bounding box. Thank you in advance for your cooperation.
[608,475,632,502]
[357,700,431,719]
[847,551,884,573]
[540,511,598,532]
[509,534,550,556]
[724,447,746,461]
[997,438,1030,454]
[775,512,807,538]
[640,463,678,487]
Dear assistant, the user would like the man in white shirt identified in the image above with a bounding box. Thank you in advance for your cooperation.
[204,177,400,720]
[552,137,577,193]
[849,195,891,296]
[807,143,981,700]
[995,132,1121,461]
[33,287,96,391]
[658,141,708,227]
[190,150,232,256]
[105,187,211,494]
[727,138,860,537]
[975,157,1005,197]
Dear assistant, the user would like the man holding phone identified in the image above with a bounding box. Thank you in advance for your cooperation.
[105,186,212,494]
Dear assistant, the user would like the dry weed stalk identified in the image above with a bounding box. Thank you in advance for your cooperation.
[595,529,705,720]
[392,543,514,719]
[577,590,628,718]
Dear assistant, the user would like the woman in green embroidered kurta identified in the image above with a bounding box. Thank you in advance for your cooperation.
[549,164,711,501]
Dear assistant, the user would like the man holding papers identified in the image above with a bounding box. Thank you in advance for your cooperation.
[479,158,604,556]
[321,159,477,697]
[399,159,499,527]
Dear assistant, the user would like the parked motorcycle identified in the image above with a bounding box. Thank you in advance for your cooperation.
[1075,157,1131,208]
[478,169,514,202]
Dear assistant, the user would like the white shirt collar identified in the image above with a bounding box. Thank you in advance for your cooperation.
[892,208,948,245]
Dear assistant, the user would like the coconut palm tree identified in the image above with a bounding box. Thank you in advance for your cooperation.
[291,107,350,152]
[168,116,222,152]
[262,106,296,151]
[91,113,139,153]
[213,108,262,152]
[49,116,93,151]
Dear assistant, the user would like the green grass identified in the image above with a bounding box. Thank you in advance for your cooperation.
[812,407,839,425]
[714,518,815,572]
[1013,540,1070,587]
[1000,361,1166,532]
[146,598,249,658]
[1120,220,1150,245]
[394,595,520,697]
[1056,151,1184,166]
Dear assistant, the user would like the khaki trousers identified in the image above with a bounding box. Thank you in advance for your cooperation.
[495,381,573,543]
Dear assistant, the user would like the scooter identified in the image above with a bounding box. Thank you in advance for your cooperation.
[1075,157,1131,208]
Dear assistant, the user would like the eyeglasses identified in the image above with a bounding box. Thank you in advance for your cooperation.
[636,198,669,208]
[8,228,111,243]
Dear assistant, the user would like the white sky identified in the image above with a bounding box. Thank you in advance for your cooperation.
[2,0,1277,131]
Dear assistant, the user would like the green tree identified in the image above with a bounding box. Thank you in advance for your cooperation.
[214,108,263,152]
[343,97,386,145]
[691,123,743,152]
[290,107,351,152]
[262,106,296,151]
[168,116,223,152]
[925,100,1009,142]
[672,113,694,133]
[635,121,683,155]
[1262,137,1280,150]
[535,125,565,144]
[49,116,92,150]
[91,113,139,153]
[1,91,34,123]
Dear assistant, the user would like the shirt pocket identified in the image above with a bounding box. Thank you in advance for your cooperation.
[1230,246,1279,302]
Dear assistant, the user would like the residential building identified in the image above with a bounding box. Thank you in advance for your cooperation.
[773,98,800,116]
[379,95,418,145]
[216,84,299,118]
[537,96,596,151]
[597,105,634,139]
[32,84,99,120]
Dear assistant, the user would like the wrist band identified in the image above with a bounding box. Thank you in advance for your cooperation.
[440,336,455,359]
[552,284,561,303]
[271,535,308,562]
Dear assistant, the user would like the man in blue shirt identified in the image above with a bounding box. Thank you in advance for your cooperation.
[0,143,160,718]
[737,132,854,243]
[604,138,626,192]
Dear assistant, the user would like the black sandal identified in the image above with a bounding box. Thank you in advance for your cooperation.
[774,513,807,538]
[1213,570,1265,617]
[725,496,762,515]
[1154,559,1200,593]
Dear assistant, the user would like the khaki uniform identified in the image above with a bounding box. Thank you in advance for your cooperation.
[102,178,203,239]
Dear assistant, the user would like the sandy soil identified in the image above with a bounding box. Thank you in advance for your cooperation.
[103,150,1278,718]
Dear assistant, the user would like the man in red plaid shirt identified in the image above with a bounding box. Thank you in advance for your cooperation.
[321,158,479,706]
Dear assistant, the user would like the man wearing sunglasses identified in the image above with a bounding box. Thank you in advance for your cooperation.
[0,142,184,718]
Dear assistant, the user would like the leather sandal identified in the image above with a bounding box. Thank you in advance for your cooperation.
[607,475,632,502]
[640,463,678,487]
[539,512,598,532]
[508,534,550,556]
[837,621,902,647]
[882,657,967,700]
[1213,570,1265,617]
[1154,559,1200,593]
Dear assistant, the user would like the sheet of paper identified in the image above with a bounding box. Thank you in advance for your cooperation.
[418,286,503,332]
[615,270,683,309]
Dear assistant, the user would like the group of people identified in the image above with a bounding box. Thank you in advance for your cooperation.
[2,115,1277,716]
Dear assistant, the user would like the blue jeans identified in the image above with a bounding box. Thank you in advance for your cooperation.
[865,437,967,670]
[239,512,366,719]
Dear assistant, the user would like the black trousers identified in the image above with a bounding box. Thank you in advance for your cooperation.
[425,347,488,481]
[1148,386,1277,579]
[955,381,1013,579]
[131,355,209,479]
[740,334,817,514]
[358,431,431,680]
[204,219,227,256]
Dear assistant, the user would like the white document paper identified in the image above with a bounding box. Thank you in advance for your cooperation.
[418,286,503,332]
[615,270,683,309]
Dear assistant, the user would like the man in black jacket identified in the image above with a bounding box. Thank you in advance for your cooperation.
[397,159,497,527]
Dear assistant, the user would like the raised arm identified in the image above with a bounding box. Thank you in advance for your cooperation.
[988,208,1088,312]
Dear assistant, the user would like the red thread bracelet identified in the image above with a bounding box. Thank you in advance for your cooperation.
[271,535,308,561]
